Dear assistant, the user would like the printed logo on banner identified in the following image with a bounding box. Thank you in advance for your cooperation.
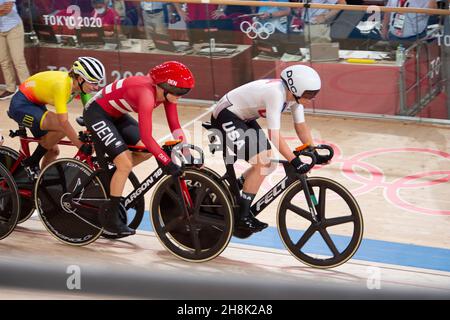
[42,5,102,30]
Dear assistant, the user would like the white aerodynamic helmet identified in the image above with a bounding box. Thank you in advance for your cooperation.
[280,65,321,101]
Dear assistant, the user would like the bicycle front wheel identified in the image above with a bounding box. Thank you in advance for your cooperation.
[151,169,234,262]
[277,177,363,269]
[0,163,20,240]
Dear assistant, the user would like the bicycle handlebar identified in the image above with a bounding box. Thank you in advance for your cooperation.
[163,142,205,167]
[315,144,334,160]
[294,149,316,173]
[292,144,334,172]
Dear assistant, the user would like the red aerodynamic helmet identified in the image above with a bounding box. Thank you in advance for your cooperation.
[149,61,195,96]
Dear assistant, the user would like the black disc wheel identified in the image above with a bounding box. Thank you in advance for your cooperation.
[34,159,107,246]
[277,177,363,268]
[0,146,34,223]
[0,163,20,240]
[195,167,253,240]
[151,169,233,262]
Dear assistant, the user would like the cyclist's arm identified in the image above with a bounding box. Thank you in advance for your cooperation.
[290,103,313,146]
[268,129,296,162]
[134,90,171,165]
[294,122,313,146]
[164,102,186,143]
[56,113,83,148]
[266,99,296,162]
[54,88,82,148]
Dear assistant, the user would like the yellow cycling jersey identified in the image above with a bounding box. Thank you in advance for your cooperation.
[19,71,73,114]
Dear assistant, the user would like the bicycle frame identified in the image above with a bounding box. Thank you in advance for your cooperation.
[6,127,95,197]
[64,144,194,217]
[223,160,320,222]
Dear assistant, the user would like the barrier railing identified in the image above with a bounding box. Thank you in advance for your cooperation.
[8,0,450,121]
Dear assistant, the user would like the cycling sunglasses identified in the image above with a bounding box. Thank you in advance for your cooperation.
[159,83,191,96]
[301,90,320,100]
[167,87,191,96]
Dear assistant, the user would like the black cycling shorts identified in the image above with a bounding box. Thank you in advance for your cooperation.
[83,101,141,160]
[211,108,271,163]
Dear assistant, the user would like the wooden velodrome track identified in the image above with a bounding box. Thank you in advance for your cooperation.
[0,98,449,299]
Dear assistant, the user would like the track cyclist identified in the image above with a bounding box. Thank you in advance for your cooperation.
[7,56,106,179]
[83,61,195,237]
[210,64,330,233]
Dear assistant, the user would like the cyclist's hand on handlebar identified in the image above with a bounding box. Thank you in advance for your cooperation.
[313,149,330,165]
[308,144,334,165]
[165,161,183,177]
[290,157,311,175]
[79,143,93,156]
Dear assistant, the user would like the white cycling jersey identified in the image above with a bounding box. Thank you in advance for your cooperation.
[212,79,305,130]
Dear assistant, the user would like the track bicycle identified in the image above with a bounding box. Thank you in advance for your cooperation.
[190,122,364,269]
[34,140,236,262]
[0,117,145,232]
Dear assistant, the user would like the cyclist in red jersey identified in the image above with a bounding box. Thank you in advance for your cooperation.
[84,61,195,236]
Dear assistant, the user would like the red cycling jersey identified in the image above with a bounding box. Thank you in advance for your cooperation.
[94,76,185,165]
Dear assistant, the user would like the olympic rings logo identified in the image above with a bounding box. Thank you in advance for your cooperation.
[239,21,275,40]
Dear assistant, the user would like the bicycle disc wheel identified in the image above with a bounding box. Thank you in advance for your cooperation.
[0,146,34,223]
[0,163,20,240]
[197,167,234,205]
[34,159,107,246]
[277,177,363,268]
[151,169,233,262]
[196,167,253,240]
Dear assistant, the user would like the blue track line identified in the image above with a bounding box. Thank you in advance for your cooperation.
[135,211,450,272]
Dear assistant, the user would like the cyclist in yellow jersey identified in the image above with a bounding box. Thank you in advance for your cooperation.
[8,57,106,178]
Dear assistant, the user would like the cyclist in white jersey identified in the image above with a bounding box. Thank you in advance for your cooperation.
[211,64,326,232]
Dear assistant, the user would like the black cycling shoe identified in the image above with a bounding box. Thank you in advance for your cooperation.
[236,216,268,232]
[99,203,135,237]
[118,201,128,224]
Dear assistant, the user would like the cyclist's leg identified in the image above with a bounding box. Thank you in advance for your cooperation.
[242,149,273,194]
[238,120,273,231]
[113,113,152,166]
[39,112,68,168]
[83,102,135,236]
[239,119,275,190]
[212,110,269,231]
[110,150,133,197]
[39,111,66,168]
[8,91,54,175]
[131,141,153,166]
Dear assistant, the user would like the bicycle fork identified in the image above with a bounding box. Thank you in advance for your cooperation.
[173,176,194,216]
[299,175,320,223]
